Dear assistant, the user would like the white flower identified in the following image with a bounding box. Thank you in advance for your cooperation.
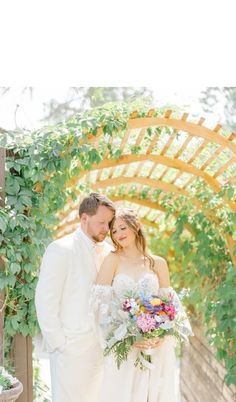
[159,321,173,330]
[114,324,127,340]
[107,337,117,348]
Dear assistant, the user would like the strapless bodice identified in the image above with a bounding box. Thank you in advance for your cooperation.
[112,272,159,299]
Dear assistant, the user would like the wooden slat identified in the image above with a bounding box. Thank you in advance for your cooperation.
[173,135,192,159]
[227,175,236,185]
[213,123,222,133]
[159,128,177,156]
[103,135,114,158]
[164,110,172,118]
[119,164,131,177]
[182,176,196,190]
[119,129,131,152]
[169,170,183,185]
[213,157,236,178]
[199,147,223,171]
[186,139,209,164]
[147,162,158,178]
[134,127,146,147]
[198,133,236,170]
[146,128,160,154]
[133,161,146,177]
[157,166,169,181]
[107,167,116,179]
[181,324,236,402]
[181,112,189,121]
[96,168,105,182]
[198,117,205,126]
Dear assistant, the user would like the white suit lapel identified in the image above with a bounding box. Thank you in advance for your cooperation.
[73,231,97,281]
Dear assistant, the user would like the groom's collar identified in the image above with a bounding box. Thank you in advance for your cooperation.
[75,225,106,251]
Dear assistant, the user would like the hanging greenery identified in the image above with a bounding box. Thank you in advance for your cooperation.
[0,102,235,385]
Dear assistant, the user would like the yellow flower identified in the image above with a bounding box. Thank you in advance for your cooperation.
[150,298,162,306]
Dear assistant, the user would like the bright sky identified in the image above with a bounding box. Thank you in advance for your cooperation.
[0,87,225,132]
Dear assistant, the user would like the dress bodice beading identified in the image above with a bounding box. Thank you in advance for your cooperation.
[112,272,159,299]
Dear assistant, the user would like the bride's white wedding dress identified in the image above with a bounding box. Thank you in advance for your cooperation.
[92,271,192,402]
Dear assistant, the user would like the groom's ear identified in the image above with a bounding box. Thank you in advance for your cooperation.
[80,213,88,223]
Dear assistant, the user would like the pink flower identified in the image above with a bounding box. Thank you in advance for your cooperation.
[163,305,176,320]
[123,299,132,311]
[136,313,156,333]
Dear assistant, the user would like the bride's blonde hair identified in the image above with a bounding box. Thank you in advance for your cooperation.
[110,208,155,269]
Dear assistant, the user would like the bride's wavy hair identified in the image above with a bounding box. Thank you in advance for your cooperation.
[110,208,155,269]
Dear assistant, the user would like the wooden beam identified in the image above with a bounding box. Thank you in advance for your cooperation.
[92,176,203,207]
[67,154,222,193]
[126,117,236,154]
[13,335,33,402]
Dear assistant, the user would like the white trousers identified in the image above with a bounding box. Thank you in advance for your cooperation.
[50,341,103,402]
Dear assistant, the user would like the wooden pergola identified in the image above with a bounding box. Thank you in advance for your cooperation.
[1,109,236,401]
[54,110,236,264]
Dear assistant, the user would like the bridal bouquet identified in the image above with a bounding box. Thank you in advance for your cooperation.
[102,288,192,369]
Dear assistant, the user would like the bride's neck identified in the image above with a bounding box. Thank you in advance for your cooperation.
[121,245,143,260]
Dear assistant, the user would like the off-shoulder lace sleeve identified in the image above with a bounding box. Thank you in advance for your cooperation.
[159,286,194,340]
[89,284,114,348]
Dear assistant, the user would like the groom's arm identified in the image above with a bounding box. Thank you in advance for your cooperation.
[35,241,67,352]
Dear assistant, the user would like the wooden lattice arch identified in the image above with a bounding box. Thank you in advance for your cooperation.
[53,109,236,263]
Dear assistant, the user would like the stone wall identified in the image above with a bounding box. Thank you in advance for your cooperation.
[180,324,236,402]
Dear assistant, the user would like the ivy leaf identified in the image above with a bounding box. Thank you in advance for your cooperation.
[5,179,20,195]
[10,262,21,274]
[0,215,8,233]
[227,187,234,200]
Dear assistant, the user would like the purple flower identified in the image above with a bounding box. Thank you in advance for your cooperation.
[136,313,156,333]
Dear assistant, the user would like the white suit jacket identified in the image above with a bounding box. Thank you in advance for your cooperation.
[35,228,112,353]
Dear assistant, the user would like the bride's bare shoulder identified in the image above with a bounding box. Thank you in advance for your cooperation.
[104,251,119,262]
[151,255,170,286]
[152,255,168,267]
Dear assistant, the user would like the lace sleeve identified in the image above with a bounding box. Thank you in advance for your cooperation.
[159,287,194,341]
[89,284,114,348]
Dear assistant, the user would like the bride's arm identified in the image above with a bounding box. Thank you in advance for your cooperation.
[153,255,171,287]
[90,252,118,348]
[96,252,118,285]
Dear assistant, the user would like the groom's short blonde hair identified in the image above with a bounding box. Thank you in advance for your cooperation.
[79,193,115,217]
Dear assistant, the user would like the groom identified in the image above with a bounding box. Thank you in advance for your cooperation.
[35,193,115,402]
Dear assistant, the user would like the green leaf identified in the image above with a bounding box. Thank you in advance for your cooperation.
[0,215,8,233]
[10,262,21,274]
[227,187,234,200]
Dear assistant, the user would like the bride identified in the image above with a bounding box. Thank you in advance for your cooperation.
[92,208,193,402]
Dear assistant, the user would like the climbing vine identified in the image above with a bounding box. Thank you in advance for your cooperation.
[0,102,235,385]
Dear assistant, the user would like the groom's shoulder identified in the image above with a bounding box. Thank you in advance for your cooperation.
[47,231,76,253]
[103,239,114,253]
